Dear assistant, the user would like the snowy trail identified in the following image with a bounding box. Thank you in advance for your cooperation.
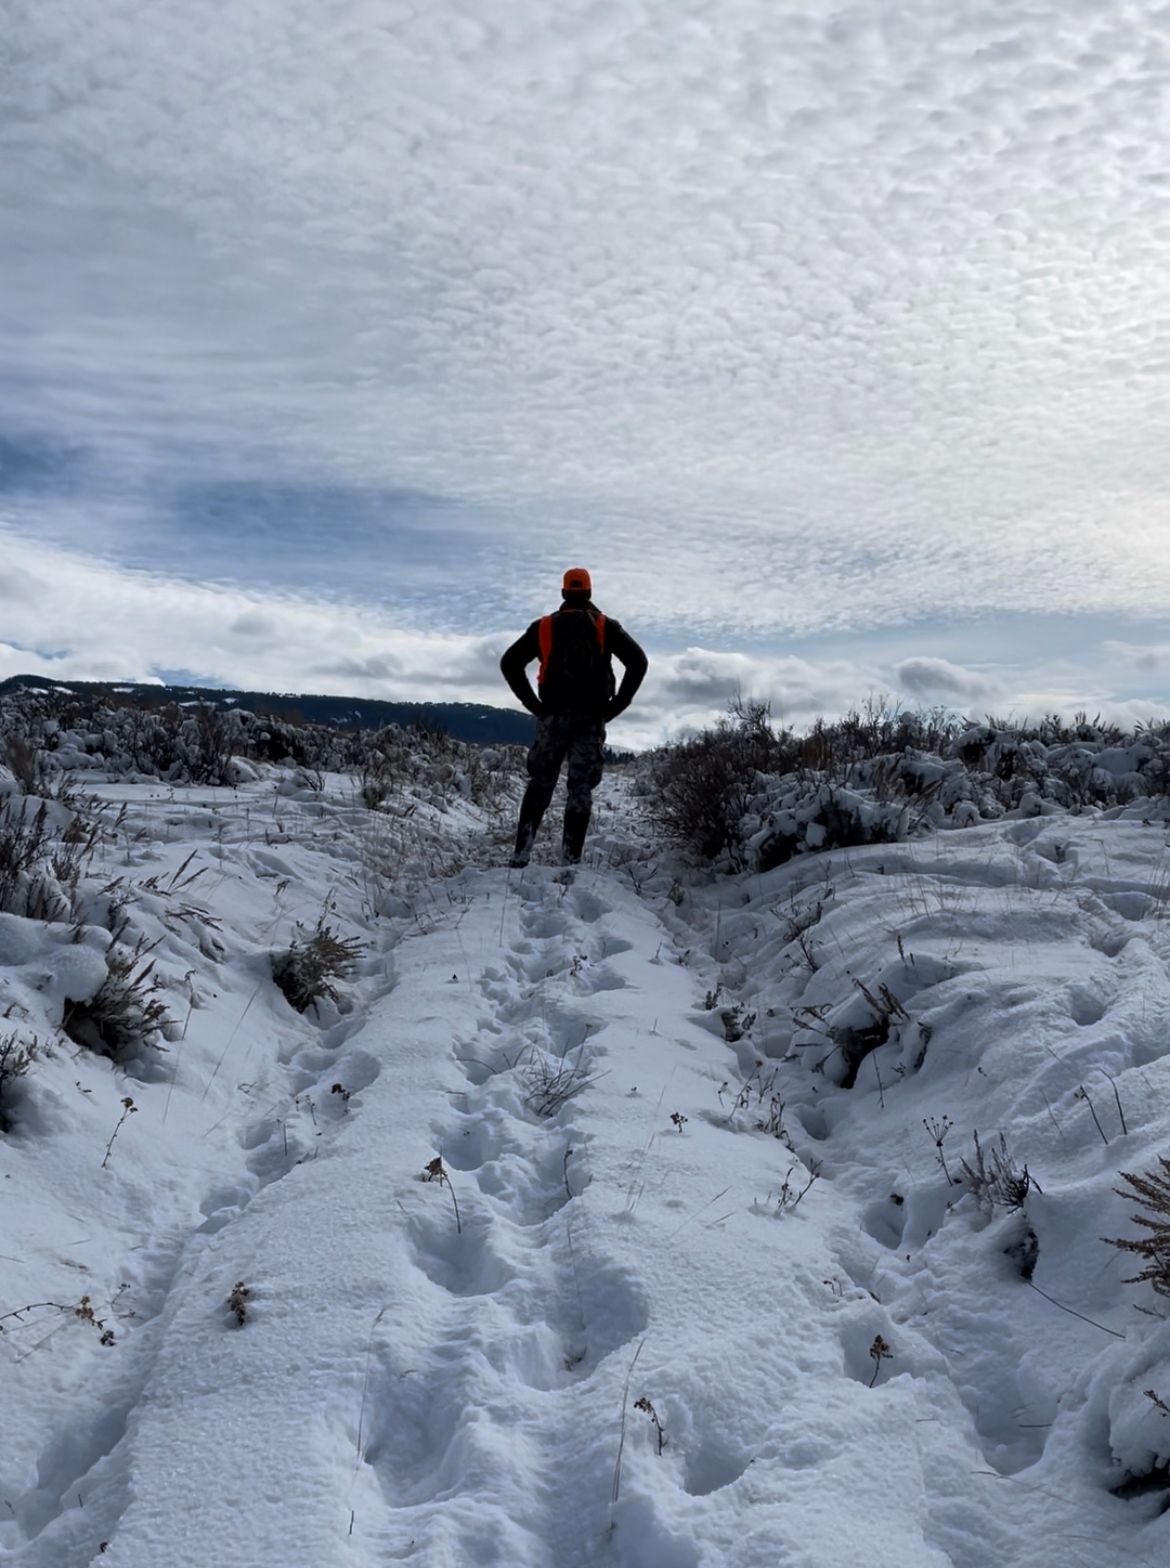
[15,861,974,1566]
[6,774,1170,1567]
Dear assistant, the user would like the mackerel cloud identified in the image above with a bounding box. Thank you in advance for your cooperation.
[1,0,1168,640]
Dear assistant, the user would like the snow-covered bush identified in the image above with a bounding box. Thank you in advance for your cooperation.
[0,1032,37,1133]
[1138,730,1170,800]
[642,701,1170,872]
[643,699,798,866]
[272,918,364,1014]
[0,689,351,784]
[458,746,512,810]
[800,701,958,770]
[357,734,399,810]
[749,779,911,872]
[0,690,525,830]
[4,733,46,795]
[60,936,171,1064]
[0,793,101,922]
[186,705,236,785]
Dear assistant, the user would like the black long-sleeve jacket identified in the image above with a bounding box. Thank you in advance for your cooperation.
[500,605,648,720]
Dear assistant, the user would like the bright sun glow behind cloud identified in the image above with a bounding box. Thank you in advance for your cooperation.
[1,0,1168,732]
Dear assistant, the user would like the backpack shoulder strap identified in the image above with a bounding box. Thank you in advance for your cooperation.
[594,612,607,652]
[537,615,554,687]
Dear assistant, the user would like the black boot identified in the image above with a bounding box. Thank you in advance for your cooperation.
[510,821,536,869]
[511,785,551,867]
[561,800,592,865]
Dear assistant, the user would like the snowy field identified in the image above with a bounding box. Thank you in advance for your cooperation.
[3,761,1170,1568]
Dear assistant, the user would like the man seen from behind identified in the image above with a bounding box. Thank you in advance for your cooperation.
[500,568,648,868]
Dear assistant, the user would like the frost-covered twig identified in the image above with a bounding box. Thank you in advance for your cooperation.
[868,1334,892,1387]
[775,1161,820,1213]
[960,1131,1038,1213]
[634,1396,667,1454]
[101,1096,138,1169]
[423,1156,462,1234]
[924,1114,956,1184]
[1105,1157,1170,1299]
[1025,1280,1125,1338]
[1100,1069,1128,1137]
[522,1042,606,1117]
[1075,1085,1109,1146]
[355,1305,388,1466]
[611,1339,646,1506]
[0,1300,69,1332]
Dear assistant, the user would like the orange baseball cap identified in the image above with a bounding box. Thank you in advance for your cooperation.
[563,567,592,593]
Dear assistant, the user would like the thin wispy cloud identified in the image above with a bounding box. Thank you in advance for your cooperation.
[1,0,1167,717]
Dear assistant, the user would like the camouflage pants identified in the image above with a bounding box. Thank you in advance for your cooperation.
[513,712,606,864]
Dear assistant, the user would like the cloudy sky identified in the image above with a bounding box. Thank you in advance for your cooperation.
[2,0,1168,745]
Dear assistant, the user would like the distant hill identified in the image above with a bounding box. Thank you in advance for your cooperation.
[0,674,536,745]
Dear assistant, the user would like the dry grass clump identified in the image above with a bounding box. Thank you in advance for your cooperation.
[522,1045,605,1117]
[0,1032,38,1132]
[272,918,364,1013]
[961,1131,1037,1213]
[5,733,46,794]
[61,938,171,1063]
[0,795,100,920]
[1106,1157,1170,1297]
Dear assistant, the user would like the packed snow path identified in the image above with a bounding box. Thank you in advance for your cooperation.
[3,776,1169,1567]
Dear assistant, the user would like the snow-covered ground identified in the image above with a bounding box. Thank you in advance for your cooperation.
[3,763,1170,1567]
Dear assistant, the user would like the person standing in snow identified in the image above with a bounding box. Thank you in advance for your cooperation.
[500,567,648,868]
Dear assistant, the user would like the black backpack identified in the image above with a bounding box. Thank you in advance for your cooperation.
[537,608,614,712]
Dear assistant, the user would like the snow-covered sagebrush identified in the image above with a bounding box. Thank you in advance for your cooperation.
[0,685,521,806]
[641,701,1170,872]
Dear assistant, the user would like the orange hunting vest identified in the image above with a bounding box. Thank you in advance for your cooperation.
[537,611,607,688]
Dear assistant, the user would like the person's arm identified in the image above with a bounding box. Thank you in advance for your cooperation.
[605,621,648,720]
[500,622,544,717]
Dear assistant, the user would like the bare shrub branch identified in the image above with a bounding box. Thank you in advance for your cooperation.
[1105,1157,1170,1297]
[522,1045,606,1117]
[423,1155,462,1233]
[960,1131,1039,1213]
